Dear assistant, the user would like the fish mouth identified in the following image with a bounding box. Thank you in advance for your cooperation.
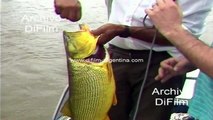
[85,45,106,62]
[63,24,99,59]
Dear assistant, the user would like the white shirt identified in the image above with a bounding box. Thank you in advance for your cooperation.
[107,0,213,57]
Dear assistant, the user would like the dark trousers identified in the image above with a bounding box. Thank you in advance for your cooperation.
[108,45,185,120]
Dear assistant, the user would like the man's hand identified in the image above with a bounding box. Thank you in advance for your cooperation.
[145,0,182,37]
[155,57,196,83]
[54,0,82,22]
[91,23,127,45]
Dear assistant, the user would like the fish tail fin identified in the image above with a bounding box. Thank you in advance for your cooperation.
[61,100,72,116]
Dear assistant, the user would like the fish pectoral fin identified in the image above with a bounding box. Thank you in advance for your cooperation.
[104,115,110,120]
[112,94,117,105]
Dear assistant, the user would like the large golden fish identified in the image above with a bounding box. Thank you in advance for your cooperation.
[60,24,117,120]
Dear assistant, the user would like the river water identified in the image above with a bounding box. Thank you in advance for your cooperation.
[1,0,213,120]
[1,0,107,120]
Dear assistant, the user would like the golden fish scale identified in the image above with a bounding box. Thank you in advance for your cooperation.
[68,58,116,120]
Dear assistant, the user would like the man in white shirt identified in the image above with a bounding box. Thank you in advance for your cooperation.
[54,0,213,119]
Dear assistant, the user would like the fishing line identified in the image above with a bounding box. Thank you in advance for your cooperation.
[132,1,177,119]
[132,14,158,120]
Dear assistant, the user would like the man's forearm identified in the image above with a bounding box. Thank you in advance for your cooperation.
[129,26,172,46]
[166,27,213,77]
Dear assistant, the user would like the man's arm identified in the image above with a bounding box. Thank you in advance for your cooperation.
[164,27,213,77]
[145,0,213,77]
[91,24,172,45]
[54,0,82,21]
[129,26,172,45]
[155,57,196,83]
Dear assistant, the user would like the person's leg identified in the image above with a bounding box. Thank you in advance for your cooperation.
[128,51,185,120]
[108,46,132,120]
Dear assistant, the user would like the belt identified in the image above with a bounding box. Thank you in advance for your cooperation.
[108,44,168,59]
